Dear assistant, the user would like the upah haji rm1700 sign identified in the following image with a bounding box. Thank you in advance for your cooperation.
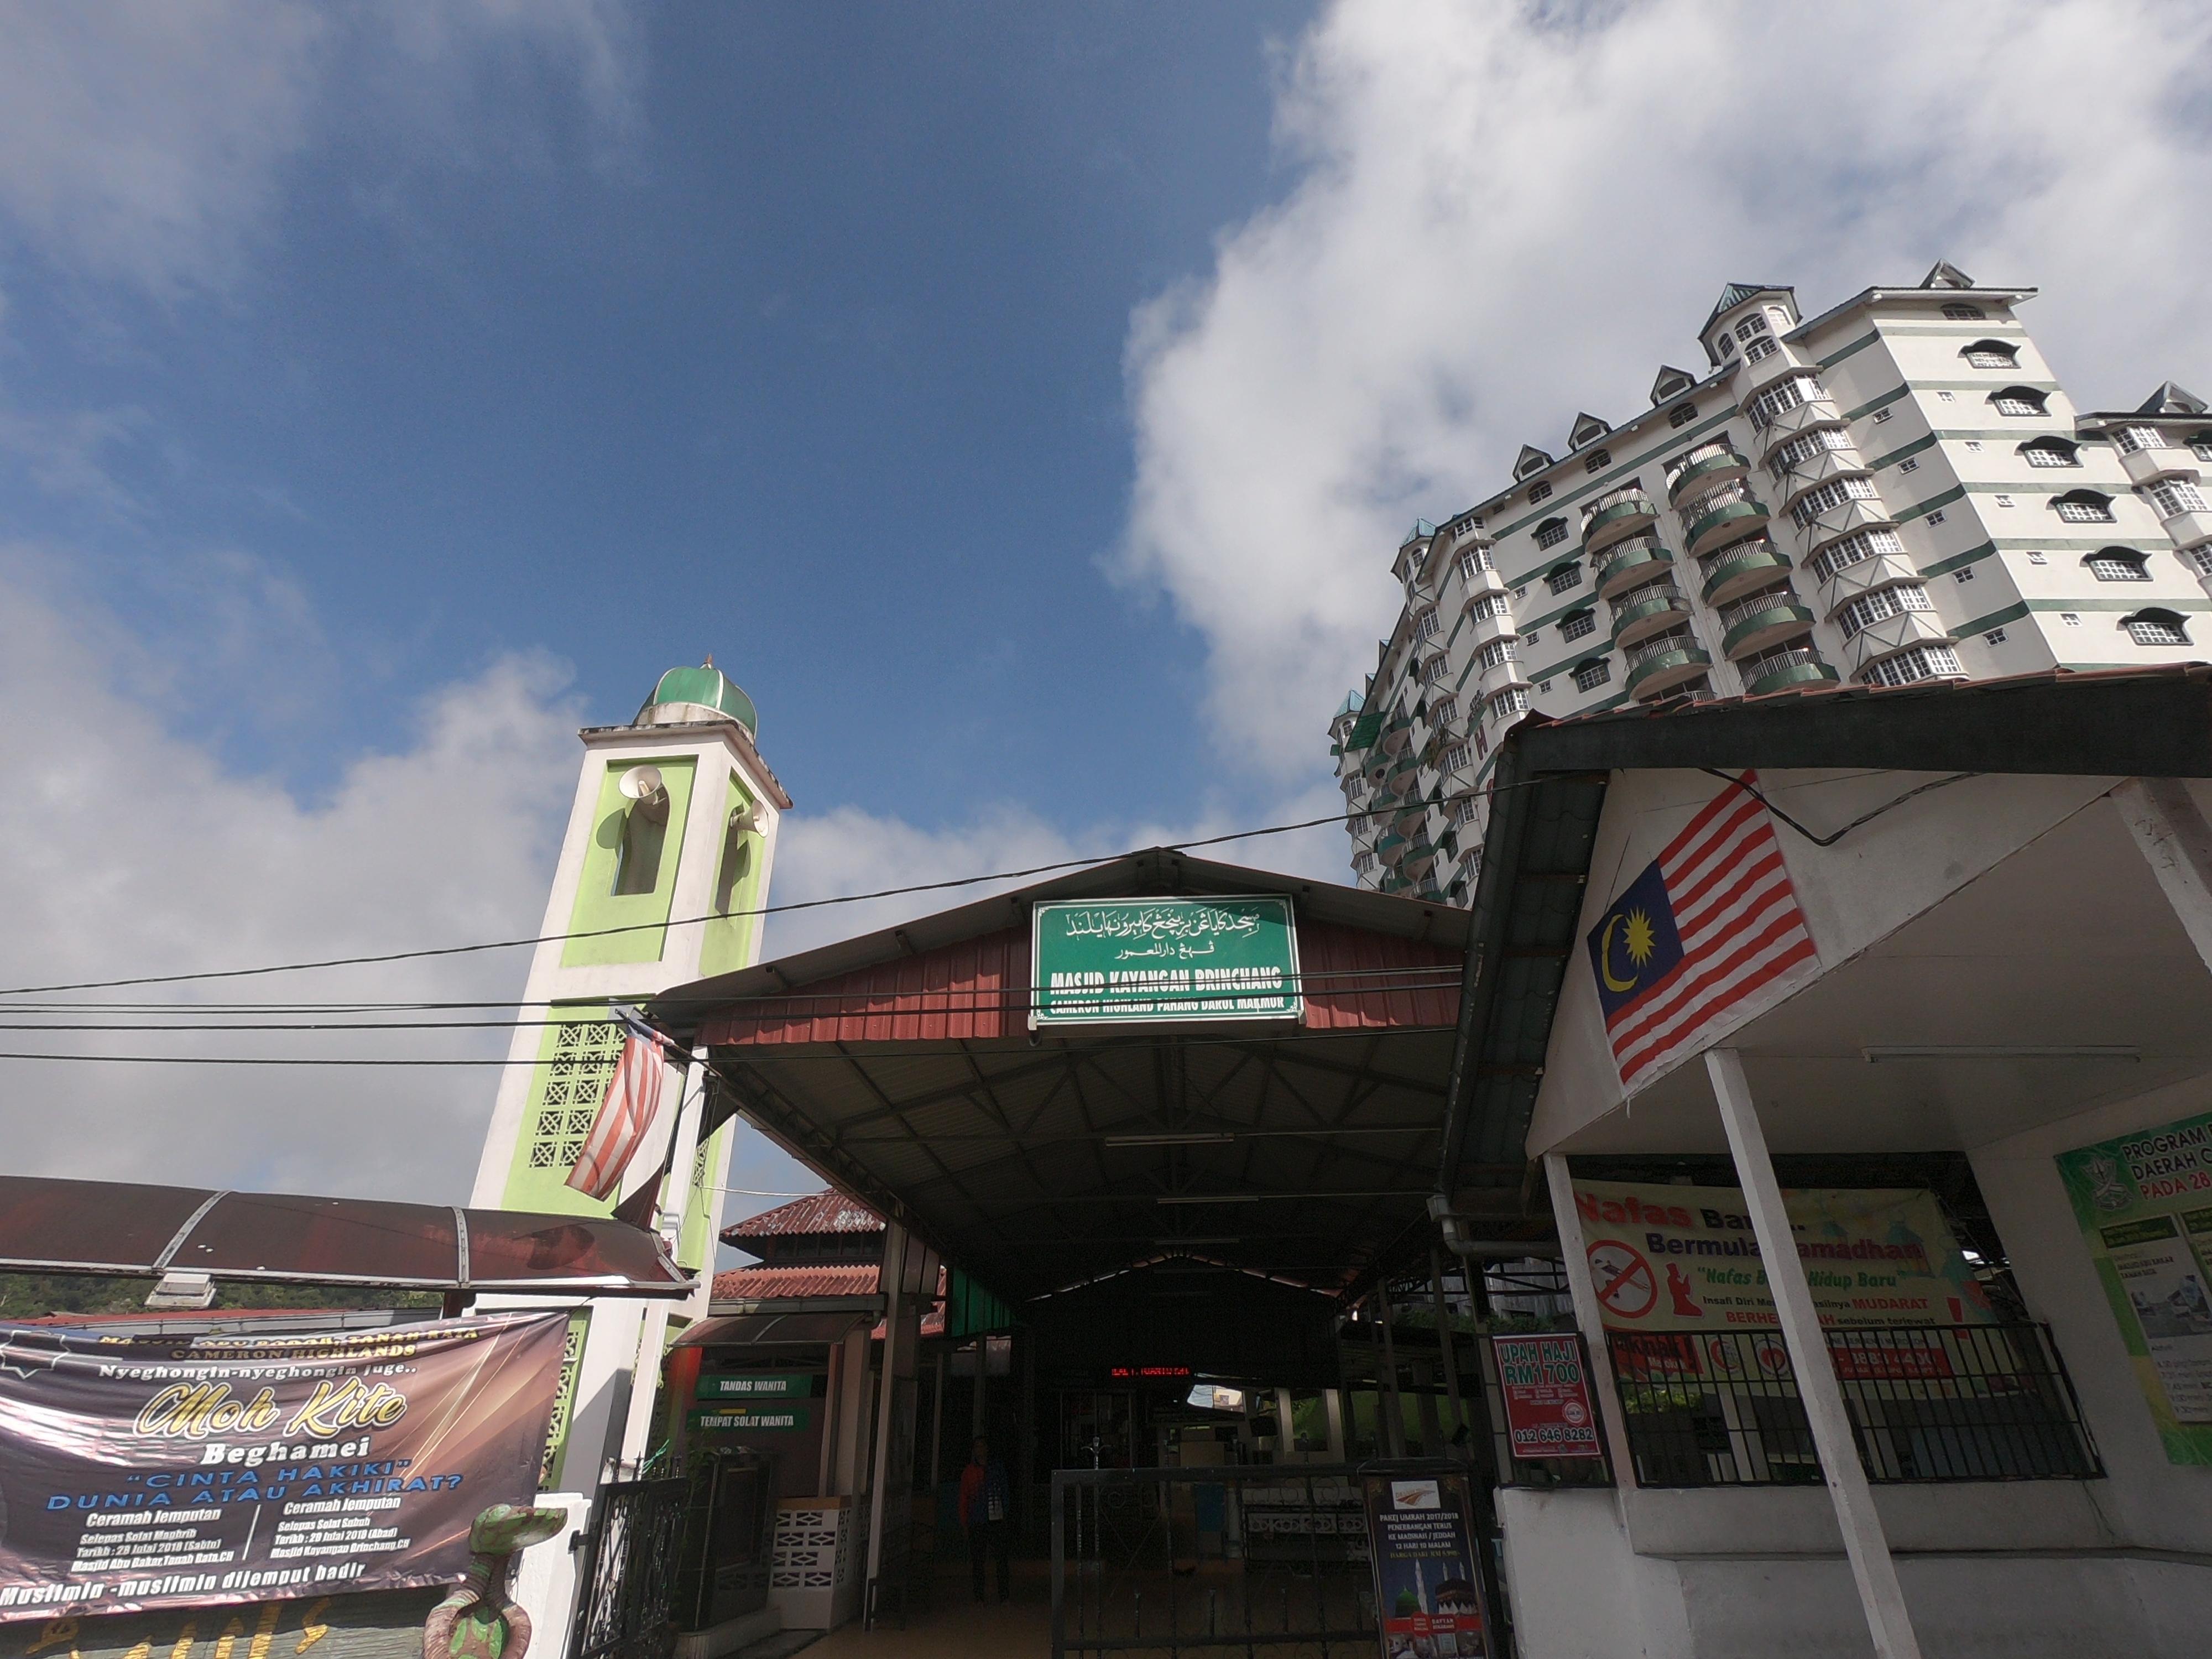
[1030,896,1302,1027]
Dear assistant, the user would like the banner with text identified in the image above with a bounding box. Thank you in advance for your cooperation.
[1031,897,1301,1026]
[0,1312,567,1623]
[2056,1109,2212,1466]
[1571,1180,1993,1348]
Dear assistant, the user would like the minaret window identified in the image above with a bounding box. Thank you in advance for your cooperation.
[611,792,669,895]
[1962,341,2019,369]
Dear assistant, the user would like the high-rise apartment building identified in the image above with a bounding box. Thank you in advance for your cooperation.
[1328,263,2212,901]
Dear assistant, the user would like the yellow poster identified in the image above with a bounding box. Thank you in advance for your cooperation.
[1571,1180,1995,1333]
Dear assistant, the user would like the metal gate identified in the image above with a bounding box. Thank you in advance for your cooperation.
[570,1478,688,1659]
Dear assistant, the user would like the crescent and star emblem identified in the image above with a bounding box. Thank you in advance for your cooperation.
[1600,906,1660,993]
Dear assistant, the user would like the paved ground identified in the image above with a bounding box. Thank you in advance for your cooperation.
[799,1562,1052,1658]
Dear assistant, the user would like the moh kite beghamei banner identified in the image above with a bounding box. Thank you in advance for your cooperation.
[0,1311,567,1623]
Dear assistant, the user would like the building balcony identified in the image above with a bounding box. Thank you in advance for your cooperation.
[1583,493,1660,555]
[1684,494,1771,559]
[1465,607,1517,650]
[1667,446,1749,505]
[1609,581,1693,649]
[1460,565,1510,602]
[2161,508,2212,550]
[1699,538,1793,606]
[1595,536,1673,599]
[1799,498,1897,556]
[1625,633,1713,698]
[1378,714,1413,755]
[1773,447,1869,511]
[1375,832,1408,866]
[1817,550,1926,610]
[2121,444,2199,488]
[1847,612,1956,677]
[1477,656,1533,700]
[1752,395,1846,460]
[1720,592,1817,659]
[1743,645,1838,696]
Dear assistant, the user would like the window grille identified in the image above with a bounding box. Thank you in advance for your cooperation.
[1584,448,1611,472]
[1872,408,1894,424]
[1572,658,1613,691]
[1488,686,1530,720]
[1561,610,1597,642]
[1806,529,1904,584]
[2126,612,2190,646]
[526,1021,626,1171]
[1992,388,2047,416]
[1352,852,1376,874]
[1927,509,1947,525]
[2061,613,2082,627]
[1479,638,1517,669]
[2112,425,2163,455]
[1528,481,1553,503]
[1457,546,1494,578]
[1415,609,1441,640]
[2188,547,2212,578]
[1985,628,2007,645]
[1735,315,1768,341]
[2022,440,2075,467]
[1428,696,1457,727]
[1767,427,1851,477]
[1743,336,1778,363]
[1421,655,1448,682]
[2025,551,2048,564]
[1535,518,1569,549]
[1546,561,1583,594]
[2148,480,2208,518]
[1746,374,1828,429]
[1963,342,2017,369]
[2194,440,2212,464]
[1898,457,1919,474]
[1470,592,1510,624]
[1452,797,1480,827]
[2054,493,2116,524]
[1441,742,1473,772]
[1668,401,1698,429]
[2086,551,2150,581]
[1790,474,1880,530]
[1941,303,1985,320]
[1835,584,1934,638]
[1863,645,1964,686]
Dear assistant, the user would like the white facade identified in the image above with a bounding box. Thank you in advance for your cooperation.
[1332,263,2212,902]
[1504,763,2212,1656]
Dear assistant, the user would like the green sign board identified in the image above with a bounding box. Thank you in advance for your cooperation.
[2056,1109,2212,1466]
[699,1371,817,1400]
[1030,896,1302,1027]
[691,1404,812,1433]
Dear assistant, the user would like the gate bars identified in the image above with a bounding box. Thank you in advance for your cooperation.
[569,1477,689,1659]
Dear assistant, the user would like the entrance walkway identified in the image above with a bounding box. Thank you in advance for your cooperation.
[802,1563,1052,1659]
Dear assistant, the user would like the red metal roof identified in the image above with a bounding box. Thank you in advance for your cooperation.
[728,1190,886,1238]
[712,1265,880,1300]
[698,917,1458,1047]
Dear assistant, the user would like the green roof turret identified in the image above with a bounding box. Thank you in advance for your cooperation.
[638,661,758,737]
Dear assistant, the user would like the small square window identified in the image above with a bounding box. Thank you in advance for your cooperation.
[1938,391,1955,403]
[1984,628,2007,645]
[1524,628,1541,644]
[1926,509,1946,525]
[1954,566,1975,583]
[1872,408,1895,424]
[1899,457,1919,474]
[2026,550,2047,564]
[1513,586,1528,599]
[1965,440,1983,452]
[1994,494,2013,507]
[1528,482,1553,504]
[1536,680,1552,693]
[2060,613,2082,627]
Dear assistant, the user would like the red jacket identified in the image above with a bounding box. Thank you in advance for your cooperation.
[959,1458,1009,1527]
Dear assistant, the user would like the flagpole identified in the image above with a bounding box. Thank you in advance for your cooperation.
[613,1042,709,1475]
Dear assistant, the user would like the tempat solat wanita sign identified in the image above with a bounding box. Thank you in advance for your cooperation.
[1030,897,1301,1027]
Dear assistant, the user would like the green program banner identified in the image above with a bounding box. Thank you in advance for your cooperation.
[1030,897,1301,1026]
[0,1313,567,1624]
[2056,1110,2212,1465]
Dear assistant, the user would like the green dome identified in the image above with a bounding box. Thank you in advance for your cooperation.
[641,663,758,736]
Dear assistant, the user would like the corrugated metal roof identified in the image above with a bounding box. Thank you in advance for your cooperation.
[728,1191,885,1238]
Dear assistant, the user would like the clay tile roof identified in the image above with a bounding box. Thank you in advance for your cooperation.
[724,1190,885,1241]
[711,1264,881,1301]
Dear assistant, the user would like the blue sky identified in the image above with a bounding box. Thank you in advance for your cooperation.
[3,0,2208,1204]
[2,2,1311,828]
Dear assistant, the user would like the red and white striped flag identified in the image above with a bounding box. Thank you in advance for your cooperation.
[1584,771,1819,1090]
[566,1023,669,1202]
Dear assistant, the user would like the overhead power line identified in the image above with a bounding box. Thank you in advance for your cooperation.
[0,794,1514,999]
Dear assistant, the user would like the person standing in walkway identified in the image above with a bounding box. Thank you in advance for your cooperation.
[959,1435,1011,1602]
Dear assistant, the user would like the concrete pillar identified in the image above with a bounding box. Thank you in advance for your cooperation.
[864,1222,912,1625]
[1428,1247,1470,1454]
[1323,1388,1347,1463]
[2116,778,2212,972]
[1375,1282,1407,1458]
[1274,1387,1297,1461]
[929,1348,948,1490]
[1708,1047,1922,1659]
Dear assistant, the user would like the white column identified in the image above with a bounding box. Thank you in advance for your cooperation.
[613,1053,709,1470]
[2115,778,2212,972]
[1543,1153,1638,1481]
[1706,1047,1923,1659]
[864,1222,912,1625]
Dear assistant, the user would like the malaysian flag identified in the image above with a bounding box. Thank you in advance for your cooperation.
[1585,770,1819,1089]
[566,1017,672,1202]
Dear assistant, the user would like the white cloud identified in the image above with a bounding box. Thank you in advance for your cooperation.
[1119,0,2212,775]
[0,1,640,301]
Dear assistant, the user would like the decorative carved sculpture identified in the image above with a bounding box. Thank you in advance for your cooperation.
[423,1505,567,1659]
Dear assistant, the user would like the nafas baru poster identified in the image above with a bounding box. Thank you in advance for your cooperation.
[2055,1109,2212,1465]
[1571,1180,1992,1337]
[0,1312,567,1622]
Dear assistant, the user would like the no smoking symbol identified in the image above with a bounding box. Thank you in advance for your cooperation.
[1588,1239,1657,1321]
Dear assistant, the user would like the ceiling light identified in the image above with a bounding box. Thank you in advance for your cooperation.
[1156,1193,1260,1206]
[1861,1045,2138,1062]
[1105,1133,1237,1148]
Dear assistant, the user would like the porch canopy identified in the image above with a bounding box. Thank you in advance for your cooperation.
[0,1175,693,1296]
[649,850,1515,1306]
[1439,662,2212,1191]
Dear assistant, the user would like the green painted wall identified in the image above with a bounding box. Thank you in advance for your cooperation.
[698,774,768,979]
[563,758,698,968]
[501,1006,629,1215]
[678,1120,734,1271]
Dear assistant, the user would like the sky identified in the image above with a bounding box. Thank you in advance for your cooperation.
[4,0,2211,1219]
